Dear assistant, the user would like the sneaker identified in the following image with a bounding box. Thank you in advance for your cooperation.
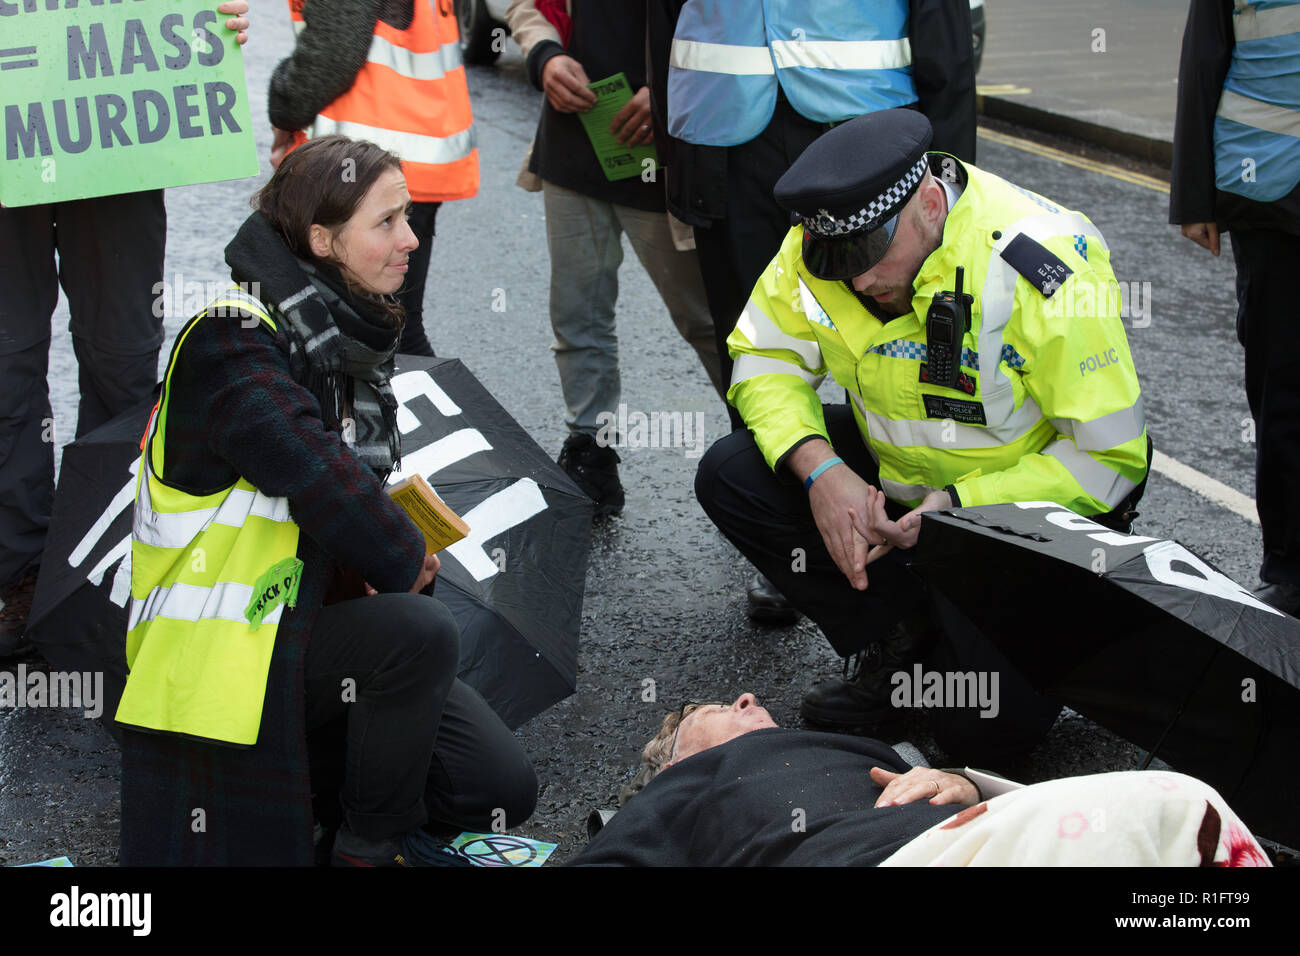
[0,565,38,660]
[558,432,624,517]
[800,615,938,730]
[331,824,473,867]
[746,573,801,626]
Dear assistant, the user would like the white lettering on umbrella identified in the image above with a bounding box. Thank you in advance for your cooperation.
[445,479,548,582]
[1040,509,1159,547]
[1142,540,1282,616]
[72,366,553,603]
[65,459,140,609]
[392,369,462,430]
[388,429,493,484]
[87,536,132,608]
[69,457,139,568]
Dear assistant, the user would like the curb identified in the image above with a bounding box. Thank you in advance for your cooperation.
[978,94,1173,169]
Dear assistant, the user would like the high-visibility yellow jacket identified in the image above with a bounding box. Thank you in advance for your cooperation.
[727,155,1148,515]
[118,290,301,747]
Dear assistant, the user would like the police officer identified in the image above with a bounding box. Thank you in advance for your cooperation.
[646,0,977,624]
[695,110,1150,751]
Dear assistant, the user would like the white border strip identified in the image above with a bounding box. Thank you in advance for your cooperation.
[1152,450,1259,526]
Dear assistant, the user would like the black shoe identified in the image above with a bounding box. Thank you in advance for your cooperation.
[0,564,38,660]
[1254,581,1300,617]
[800,616,938,730]
[746,573,800,626]
[558,432,624,517]
[331,824,473,867]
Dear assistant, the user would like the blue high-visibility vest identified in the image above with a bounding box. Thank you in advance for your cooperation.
[1215,0,1300,202]
[668,0,916,147]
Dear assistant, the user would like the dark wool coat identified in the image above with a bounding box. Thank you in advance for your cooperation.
[572,729,960,866]
[119,267,425,865]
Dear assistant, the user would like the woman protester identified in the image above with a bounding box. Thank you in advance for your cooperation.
[267,0,479,357]
[117,136,535,867]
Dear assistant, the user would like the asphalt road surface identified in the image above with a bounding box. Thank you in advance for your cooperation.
[0,7,1266,868]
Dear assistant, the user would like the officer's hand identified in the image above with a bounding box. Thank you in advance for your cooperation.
[807,464,888,590]
[857,486,951,556]
[217,0,250,45]
[542,55,598,113]
[870,766,980,807]
[410,553,440,593]
[1181,222,1220,257]
[612,87,654,146]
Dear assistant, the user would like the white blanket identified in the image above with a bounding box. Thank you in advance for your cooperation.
[880,771,1271,867]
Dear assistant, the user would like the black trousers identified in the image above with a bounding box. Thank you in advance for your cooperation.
[695,406,928,657]
[304,592,537,840]
[0,191,166,586]
[692,98,830,430]
[1232,229,1300,587]
[695,405,1062,763]
[396,200,441,357]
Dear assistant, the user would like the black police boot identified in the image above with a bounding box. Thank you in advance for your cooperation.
[1253,581,1300,617]
[746,572,801,626]
[800,614,938,731]
[558,432,625,517]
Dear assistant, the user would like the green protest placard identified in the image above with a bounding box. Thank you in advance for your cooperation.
[0,0,259,207]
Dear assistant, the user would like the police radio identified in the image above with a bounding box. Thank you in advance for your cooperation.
[924,267,974,390]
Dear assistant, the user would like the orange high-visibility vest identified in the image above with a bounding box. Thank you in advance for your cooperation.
[287,0,479,202]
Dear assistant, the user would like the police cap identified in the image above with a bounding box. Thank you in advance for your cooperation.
[774,109,933,281]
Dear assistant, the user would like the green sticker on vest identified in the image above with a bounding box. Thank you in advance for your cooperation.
[245,557,304,630]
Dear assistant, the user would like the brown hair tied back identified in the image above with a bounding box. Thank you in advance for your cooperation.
[253,135,408,326]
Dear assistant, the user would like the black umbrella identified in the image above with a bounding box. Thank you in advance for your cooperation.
[912,501,1300,847]
[27,356,592,734]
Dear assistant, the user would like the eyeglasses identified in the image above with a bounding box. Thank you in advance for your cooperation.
[668,700,726,764]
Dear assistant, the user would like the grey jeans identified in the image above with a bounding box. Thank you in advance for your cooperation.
[542,182,725,434]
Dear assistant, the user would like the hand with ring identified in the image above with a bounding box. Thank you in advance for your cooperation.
[870,765,980,807]
[611,86,655,147]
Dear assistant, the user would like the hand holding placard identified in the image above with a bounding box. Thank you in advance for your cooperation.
[0,0,259,207]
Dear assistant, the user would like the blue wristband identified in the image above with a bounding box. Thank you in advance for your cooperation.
[803,456,844,492]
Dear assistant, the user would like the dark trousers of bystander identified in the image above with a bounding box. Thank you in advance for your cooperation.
[396,201,441,357]
[695,405,1062,764]
[304,592,537,840]
[691,97,831,430]
[0,190,166,587]
[1233,229,1300,588]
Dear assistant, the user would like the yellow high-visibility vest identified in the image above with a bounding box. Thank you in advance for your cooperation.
[117,289,302,746]
[727,155,1148,515]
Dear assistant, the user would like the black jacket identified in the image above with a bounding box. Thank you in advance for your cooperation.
[573,729,959,865]
[523,0,666,212]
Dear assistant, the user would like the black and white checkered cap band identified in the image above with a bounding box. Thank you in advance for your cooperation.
[804,157,930,238]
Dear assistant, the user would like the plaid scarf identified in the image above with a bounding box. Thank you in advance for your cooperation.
[226,212,402,479]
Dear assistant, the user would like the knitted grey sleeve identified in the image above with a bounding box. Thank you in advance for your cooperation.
[268,0,389,131]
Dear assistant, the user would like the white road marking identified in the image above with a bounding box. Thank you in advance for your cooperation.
[1152,450,1258,525]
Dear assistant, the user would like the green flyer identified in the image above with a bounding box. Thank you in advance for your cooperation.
[576,72,659,183]
[0,1,259,207]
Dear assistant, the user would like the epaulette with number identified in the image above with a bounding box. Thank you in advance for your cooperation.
[998,234,1072,297]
